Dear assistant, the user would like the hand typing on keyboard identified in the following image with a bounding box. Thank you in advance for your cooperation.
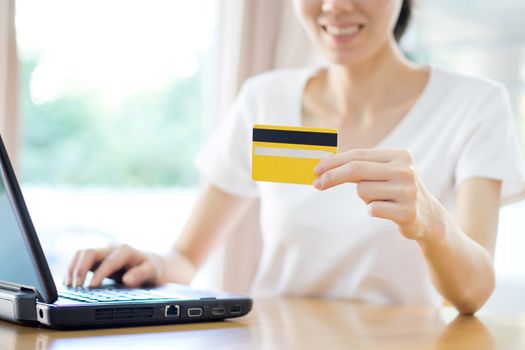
[65,244,196,289]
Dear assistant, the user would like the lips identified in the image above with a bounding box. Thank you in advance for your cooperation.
[321,23,364,36]
[322,24,362,36]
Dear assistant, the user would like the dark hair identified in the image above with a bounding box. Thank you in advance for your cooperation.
[394,0,412,42]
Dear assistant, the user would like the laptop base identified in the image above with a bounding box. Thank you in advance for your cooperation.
[0,281,252,329]
[0,283,38,326]
[37,297,251,329]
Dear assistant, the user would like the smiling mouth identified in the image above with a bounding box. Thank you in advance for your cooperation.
[321,24,364,36]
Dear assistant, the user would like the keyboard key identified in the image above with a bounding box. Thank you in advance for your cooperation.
[58,287,178,303]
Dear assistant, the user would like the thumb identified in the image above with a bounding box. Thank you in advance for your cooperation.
[122,262,157,287]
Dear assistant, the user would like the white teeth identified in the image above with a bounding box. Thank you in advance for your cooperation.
[324,25,360,36]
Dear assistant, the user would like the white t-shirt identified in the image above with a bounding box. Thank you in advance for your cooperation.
[195,67,525,306]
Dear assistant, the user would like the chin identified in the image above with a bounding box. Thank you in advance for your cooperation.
[320,37,393,68]
[322,49,371,68]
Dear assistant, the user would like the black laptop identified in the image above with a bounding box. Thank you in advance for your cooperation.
[0,133,252,329]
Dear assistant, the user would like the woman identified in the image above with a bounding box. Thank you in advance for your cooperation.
[66,0,525,314]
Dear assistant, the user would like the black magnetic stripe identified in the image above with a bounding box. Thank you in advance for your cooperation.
[253,128,337,147]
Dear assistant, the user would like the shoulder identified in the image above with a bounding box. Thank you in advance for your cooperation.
[234,69,314,121]
[243,68,311,90]
[430,67,508,105]
[239,68,312,101]
[425,67,512,130]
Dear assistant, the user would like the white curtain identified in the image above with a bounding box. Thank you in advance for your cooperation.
[192,0,323,294]
[212,0,323,120]
[0,0,18,160]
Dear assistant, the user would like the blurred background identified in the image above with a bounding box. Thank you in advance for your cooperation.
[0,0,524,310]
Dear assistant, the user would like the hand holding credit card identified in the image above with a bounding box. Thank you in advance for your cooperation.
[252,124,338,185]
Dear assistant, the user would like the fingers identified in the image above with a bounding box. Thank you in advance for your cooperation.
[315,149,412,175]
[367,200,417,226]
[88,245,143,288]
[66,250,81,286]
[356,181,416,204]
[312,148,425,238]
[313,148,417,191]
[69,248,111,288]
[313,161,394,190]
[122,262,157,288]
[66,245,158,289]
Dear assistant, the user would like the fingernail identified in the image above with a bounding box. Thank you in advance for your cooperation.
[313,178,322,190]
[314,163,324,175]
[72,276,78,288]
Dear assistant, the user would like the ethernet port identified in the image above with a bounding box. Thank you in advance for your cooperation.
[164,305,180,318]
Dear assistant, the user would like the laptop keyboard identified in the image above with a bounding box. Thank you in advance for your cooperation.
[59,288,177,303]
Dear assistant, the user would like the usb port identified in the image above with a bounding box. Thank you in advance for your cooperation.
[164,305,180,318]
[187,307,203,318]
[230,306,242,315]
[211,307,226,316]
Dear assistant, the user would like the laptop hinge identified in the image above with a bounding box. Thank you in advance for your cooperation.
[0,283,38,325]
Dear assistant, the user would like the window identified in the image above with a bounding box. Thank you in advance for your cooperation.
[407,0,525,131]
[16,0,216,274]
[407,0,525,283]
[17,0,215,186]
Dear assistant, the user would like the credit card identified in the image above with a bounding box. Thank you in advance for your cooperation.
[252,124,338,185]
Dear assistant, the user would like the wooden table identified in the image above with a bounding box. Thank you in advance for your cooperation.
[1,297,523,350]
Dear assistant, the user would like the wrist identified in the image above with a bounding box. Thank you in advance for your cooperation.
[416,198,451,250]
[160,250,198,284]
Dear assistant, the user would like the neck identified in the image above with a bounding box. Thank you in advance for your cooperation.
[325,39,417,117]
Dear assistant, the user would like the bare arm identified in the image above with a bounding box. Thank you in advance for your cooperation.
[419,178,499,314]
[314,149,500,314]
[67,182,253,288]
[160,182,255,284]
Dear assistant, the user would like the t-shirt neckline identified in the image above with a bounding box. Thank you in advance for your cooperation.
[294,66,436,150]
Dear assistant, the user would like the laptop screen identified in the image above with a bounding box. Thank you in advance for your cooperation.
[0,174,46,296]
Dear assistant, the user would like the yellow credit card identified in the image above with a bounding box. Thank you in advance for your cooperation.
[252,124,338,185]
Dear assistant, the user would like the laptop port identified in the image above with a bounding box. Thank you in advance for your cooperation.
[164,305,180,318]
[187,307,203,318]
[211,307,226,316]
[231,306,242,315]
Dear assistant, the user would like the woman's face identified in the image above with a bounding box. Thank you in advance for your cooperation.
[293,0,403,66]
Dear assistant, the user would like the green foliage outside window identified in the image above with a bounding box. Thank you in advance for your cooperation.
[19,58,203,187]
